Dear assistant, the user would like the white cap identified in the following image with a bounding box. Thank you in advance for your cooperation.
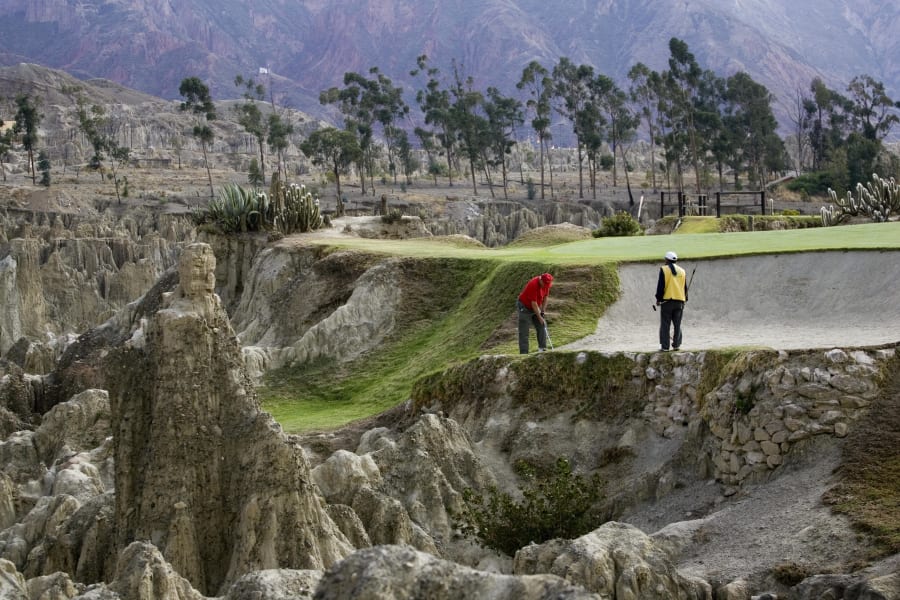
[665,251,678,261]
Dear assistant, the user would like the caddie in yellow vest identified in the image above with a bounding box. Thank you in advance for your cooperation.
[655,250,688,351]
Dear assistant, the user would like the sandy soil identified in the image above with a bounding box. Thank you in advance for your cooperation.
[565,250,900,353]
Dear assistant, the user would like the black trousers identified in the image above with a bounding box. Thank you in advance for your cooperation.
[659,300,684,350]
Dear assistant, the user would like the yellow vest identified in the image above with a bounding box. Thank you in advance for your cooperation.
[662,264,687,301]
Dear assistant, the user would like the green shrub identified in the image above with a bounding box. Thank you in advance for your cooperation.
[248,158,263,186]
[454,457,605,556]
[785,172,833,196]
[381,208,404,224]
[37,150,51,187]
[526,178,536,200]
[592,211,642,238]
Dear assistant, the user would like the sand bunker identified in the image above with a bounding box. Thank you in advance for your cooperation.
[565,250,900,352]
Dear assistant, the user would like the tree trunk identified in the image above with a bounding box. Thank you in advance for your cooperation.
[202,143,214,198]
[545,139,555,199]
[539,135,546,200]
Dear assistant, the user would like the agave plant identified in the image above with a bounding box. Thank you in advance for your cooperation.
[208,182,265,233]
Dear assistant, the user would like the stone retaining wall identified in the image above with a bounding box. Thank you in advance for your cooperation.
[639,347,894,486]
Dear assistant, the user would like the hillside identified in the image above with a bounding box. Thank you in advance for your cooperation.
[0,0,897,130]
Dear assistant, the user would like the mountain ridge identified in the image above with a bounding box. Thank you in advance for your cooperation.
[0,0,897,129]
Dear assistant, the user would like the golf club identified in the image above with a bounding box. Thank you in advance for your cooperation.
[544,324,554,350]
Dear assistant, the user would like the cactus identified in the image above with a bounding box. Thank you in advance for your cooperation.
[205,175,322,235]
[277,183,323,234]
[823,173,900,226]
[261,173,323,234]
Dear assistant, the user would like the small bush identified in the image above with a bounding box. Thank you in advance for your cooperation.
[785,172,832,196]
[37,150,51,187]
[593,211,642,238]
[526,178,536,200]
[381,208,404,224]
[454,457,605,556]
[772,562,812,586]
[598,446,635,466]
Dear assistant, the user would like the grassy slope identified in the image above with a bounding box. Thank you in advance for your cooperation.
[260,221,900,432]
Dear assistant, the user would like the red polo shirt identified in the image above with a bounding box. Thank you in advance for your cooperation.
[518,276,550,310]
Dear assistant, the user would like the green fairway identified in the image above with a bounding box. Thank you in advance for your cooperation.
[306,221,900,264]
[260,220,900,433]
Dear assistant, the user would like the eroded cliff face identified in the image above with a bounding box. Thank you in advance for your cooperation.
[0,227,898,598]
[411,348,896,506]
[104,243,352,595]
[0,209,195,364]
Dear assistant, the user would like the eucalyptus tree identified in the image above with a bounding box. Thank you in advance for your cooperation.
[267,112,293,181]
[600,80,640,201]
[517,60,555,198]
[178,77,217,198]
[369,69,409,186]
[595,75,637,188]
[577,100,606,199]
[234,75,269,185]
[0,117,13,182]
[627,63,664,190]
[392,126,416,185]
[321,67,408,194]
[411,55,457,186]
[320,73,374,195]
[806,77,854,173]
[685,68,726,192]
[72,95,131,202]
[722,71,786,189]
[414,126,443,185]
[447,63,488,196]
[662,38,706,192]
[13,94,41,184]
[74,97,112,182]
[552,57,595,198]
[787,87,814,174]
[846,74,899,142]
[299,127,362,216]
[844,75,898,186]
[483,86,524,199]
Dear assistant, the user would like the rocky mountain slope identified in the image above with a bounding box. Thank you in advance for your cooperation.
[1,0,897,128]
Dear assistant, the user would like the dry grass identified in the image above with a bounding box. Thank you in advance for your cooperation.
[823,356,900,557]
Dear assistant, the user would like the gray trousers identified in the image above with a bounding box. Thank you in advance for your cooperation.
[517,300,547,353]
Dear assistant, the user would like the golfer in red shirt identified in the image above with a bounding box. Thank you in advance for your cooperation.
[516,273,553,353]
